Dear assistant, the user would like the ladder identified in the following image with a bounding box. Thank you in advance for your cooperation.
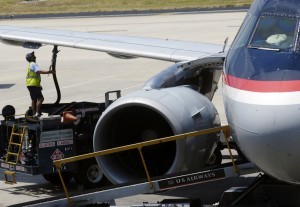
[4,124,27,184]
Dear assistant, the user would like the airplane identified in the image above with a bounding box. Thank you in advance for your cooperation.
[0,0,298,186]
[224,0,300,185]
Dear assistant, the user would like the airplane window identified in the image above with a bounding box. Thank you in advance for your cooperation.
[249,16,297,50]
[230,14,257,49]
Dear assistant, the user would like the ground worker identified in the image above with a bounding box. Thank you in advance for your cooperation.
[25,51,55,118]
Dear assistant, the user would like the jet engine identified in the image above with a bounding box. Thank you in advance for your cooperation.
[93,58,224,184]
[94,85,221,184]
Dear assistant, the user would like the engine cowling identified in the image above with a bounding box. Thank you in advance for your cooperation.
[93,85,220,184]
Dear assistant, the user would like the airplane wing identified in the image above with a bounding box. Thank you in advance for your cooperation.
[0,25,225,62]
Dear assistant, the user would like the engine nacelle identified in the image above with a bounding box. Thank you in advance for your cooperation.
[93,86,220,184]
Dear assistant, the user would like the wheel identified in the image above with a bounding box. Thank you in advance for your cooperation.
[74,158,108,189]
[206,148,222,166]
[42,172,73,185]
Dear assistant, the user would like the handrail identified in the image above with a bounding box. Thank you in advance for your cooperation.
[53,125,233,206]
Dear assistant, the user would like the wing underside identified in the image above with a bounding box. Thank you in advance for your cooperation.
[0,25,225,62]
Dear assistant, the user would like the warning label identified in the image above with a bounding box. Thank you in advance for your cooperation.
[57,140,73,146]
[51,149,65,160]
[39,142,55,148]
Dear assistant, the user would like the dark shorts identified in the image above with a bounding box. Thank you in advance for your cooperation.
[27,86,44,101]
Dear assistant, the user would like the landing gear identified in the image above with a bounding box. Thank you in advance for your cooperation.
[206,148,222,166]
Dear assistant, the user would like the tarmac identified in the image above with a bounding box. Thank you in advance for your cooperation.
[0,10,259,206]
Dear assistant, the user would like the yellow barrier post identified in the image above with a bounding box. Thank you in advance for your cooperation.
[223,127,239,174]
[56,166,73,207]
[137,147,154,189]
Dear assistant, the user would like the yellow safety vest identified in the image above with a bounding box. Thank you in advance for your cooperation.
[26,62,41,87]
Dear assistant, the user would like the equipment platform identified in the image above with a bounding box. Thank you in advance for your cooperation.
[15,162,256,207]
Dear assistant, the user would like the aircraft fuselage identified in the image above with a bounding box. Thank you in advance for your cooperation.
[223,0,300,184]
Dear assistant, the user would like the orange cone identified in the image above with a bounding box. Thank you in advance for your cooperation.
[62,111,78,123]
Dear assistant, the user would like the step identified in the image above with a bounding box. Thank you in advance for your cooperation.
[7,152,19,156]
[4,170,17,184]
[6,161,18,165]
[9,142,22,146]
[11,132,23,136]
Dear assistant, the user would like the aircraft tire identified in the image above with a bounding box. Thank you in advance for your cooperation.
[206,148,222,166]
